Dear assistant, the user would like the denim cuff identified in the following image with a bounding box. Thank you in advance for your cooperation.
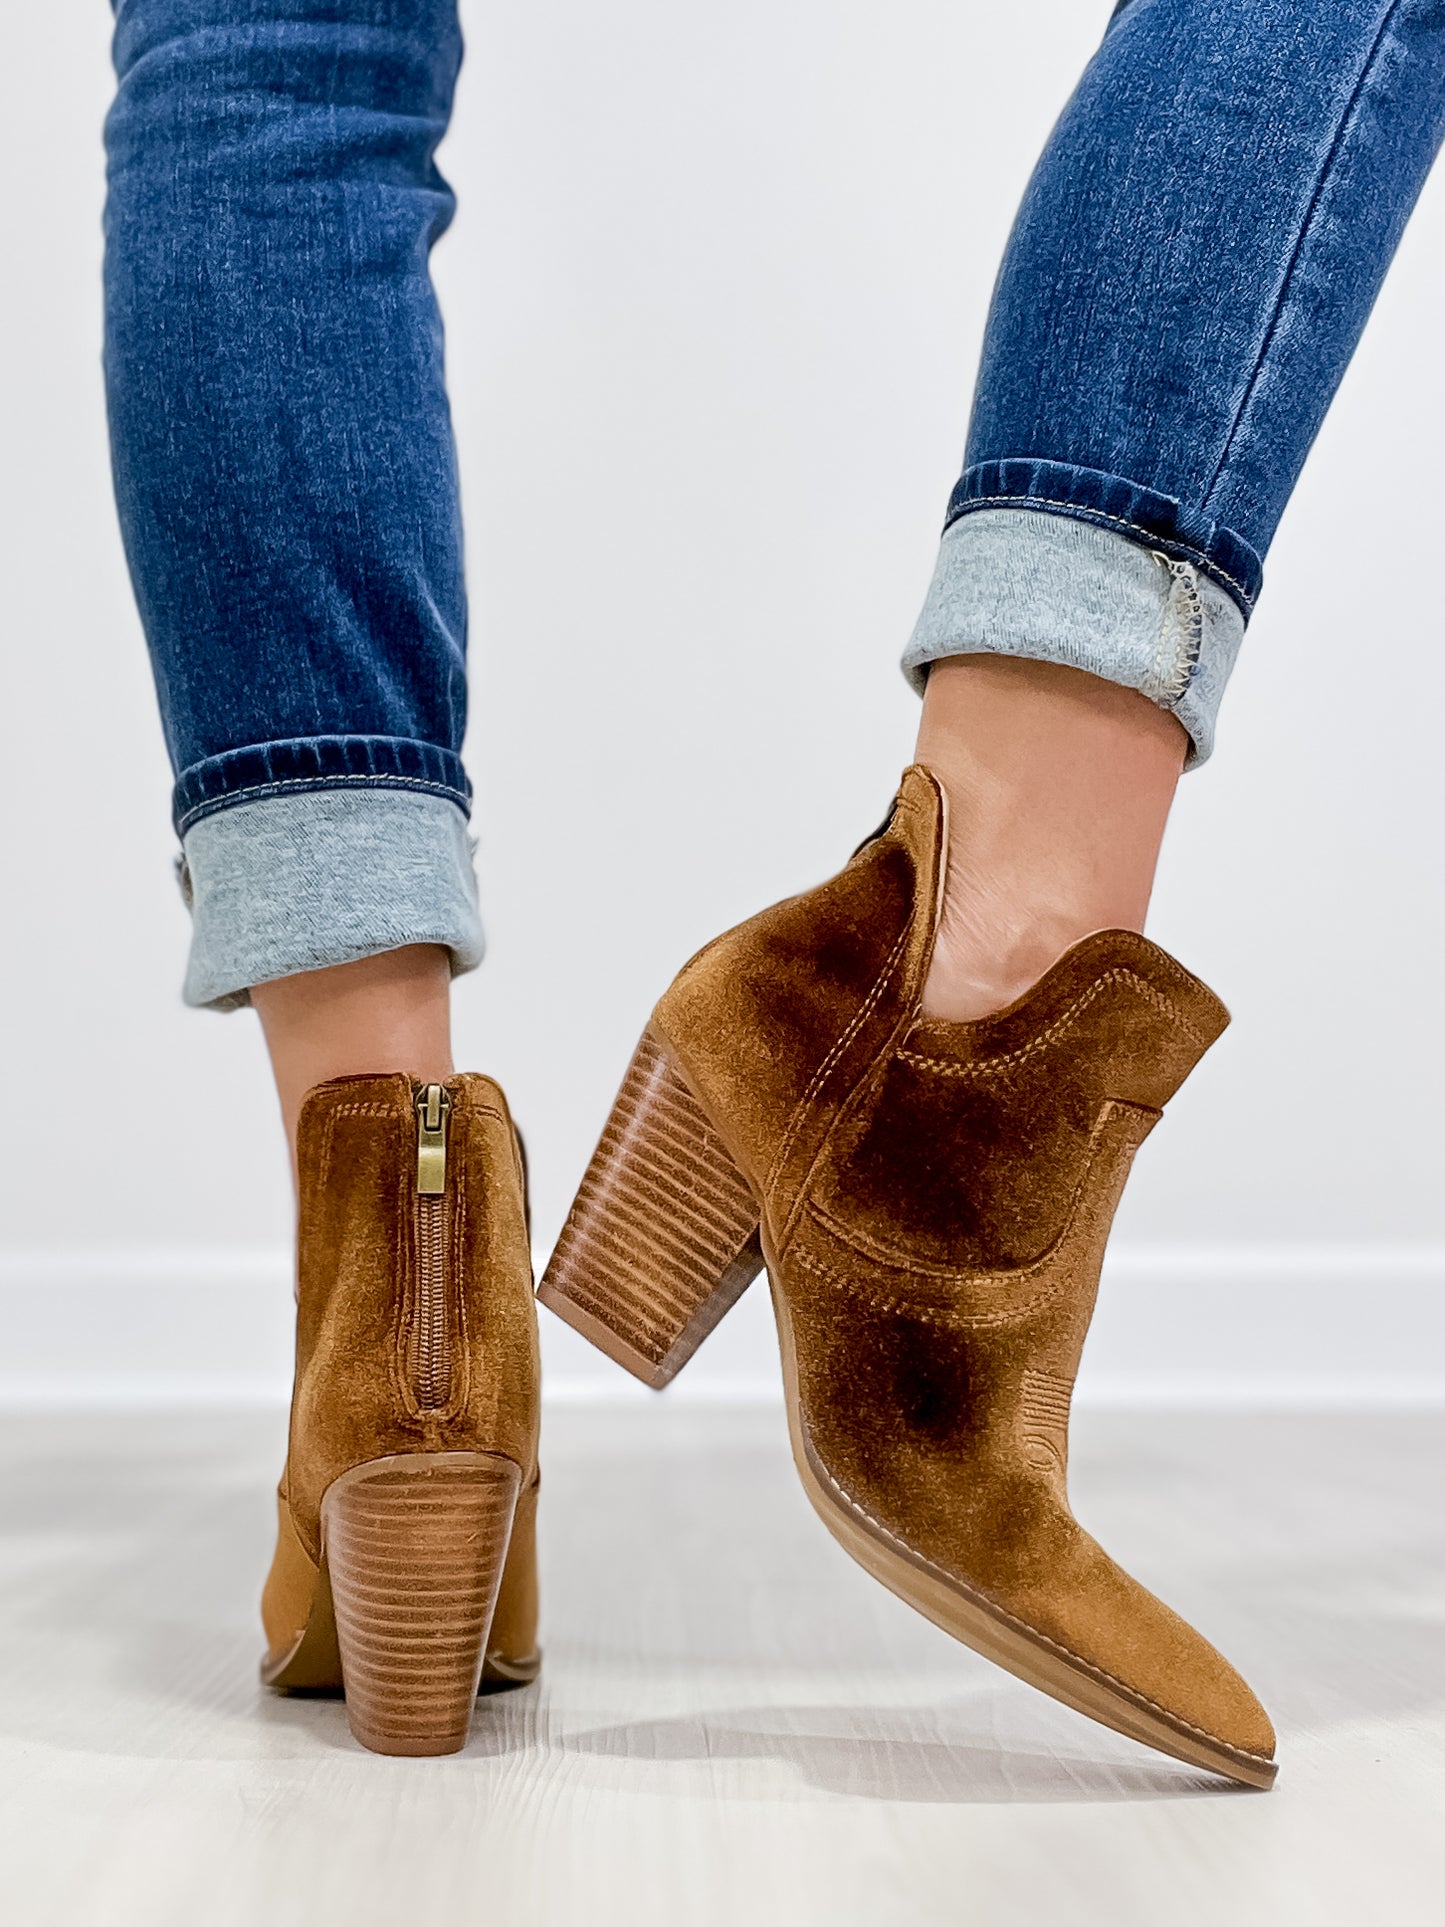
[902,508,1247,768]
[945,459,1261,617]
[178,788,485,1010]
[171,734,471,838]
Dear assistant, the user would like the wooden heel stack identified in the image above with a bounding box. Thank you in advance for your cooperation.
[321,1451,522,1756]
[538,1029,763,1388]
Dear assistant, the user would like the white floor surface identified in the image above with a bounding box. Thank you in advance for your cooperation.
[0,1405,1440,1925]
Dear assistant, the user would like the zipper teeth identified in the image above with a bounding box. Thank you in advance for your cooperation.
[415,1191,451,1411]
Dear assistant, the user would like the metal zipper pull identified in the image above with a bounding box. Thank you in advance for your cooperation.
[415,1083,453,1195]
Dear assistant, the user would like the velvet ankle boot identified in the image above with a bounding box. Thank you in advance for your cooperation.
[262,1072,540,1756]
[540,766,1275,1787]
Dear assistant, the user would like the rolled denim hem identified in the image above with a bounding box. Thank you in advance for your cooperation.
[946,460,1262,617]
[171,734,471,839]
[179,789,485,1011]
[902,508,1247,768]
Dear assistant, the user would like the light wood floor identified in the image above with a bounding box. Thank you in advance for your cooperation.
[0,1405,1440,1925]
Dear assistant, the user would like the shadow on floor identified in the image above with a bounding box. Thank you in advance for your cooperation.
[0,1411,1441,1800]
[562,1704,1244,1804]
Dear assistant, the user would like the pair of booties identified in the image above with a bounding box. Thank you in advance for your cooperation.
[263,765,1275,1785]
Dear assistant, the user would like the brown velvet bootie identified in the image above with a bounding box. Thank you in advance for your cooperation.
[540,765,1276,1788]
[261,1073,541,1756]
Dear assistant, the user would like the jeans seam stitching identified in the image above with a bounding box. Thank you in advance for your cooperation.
[1145,557,1205,708]
[1197,0,1406,512]
[944,495,1254,609]
[177,774,467,836]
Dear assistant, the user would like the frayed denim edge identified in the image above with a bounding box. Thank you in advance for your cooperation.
[902,508,1247,769]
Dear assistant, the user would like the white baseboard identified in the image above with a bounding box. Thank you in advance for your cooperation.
[3,1245,1443,1410]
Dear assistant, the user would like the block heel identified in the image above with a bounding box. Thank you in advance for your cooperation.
[536,768,1278,1786]
[321,1451,523,1757]
[538,1027,763,1388]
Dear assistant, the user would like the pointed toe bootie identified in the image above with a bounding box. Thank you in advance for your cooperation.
[540,765,1276,1788]
[261,1073,541,1755]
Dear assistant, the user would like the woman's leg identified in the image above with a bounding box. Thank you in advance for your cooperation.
[104,0,478,1145]
[538,0,1445,1788]
[916,658,1186,1020]
[252,947,453,1172]
[908,0,1445,1017]
[104,1,542,1758]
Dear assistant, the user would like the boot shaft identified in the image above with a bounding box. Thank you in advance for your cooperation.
[655,764,1228,1261]
[288,1072,539,1553]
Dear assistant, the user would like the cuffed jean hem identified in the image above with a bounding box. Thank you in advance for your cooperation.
[178,788,485,1011]
[902,508,1247,768]
[945,459,1262,617]
[170,734,471,838]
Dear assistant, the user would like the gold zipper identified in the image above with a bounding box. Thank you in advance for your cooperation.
[413,1083,454,1412]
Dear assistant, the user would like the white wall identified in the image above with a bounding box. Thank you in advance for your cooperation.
[1,2,1441,1404]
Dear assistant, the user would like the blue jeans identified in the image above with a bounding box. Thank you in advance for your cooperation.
[906,0,1445,763]
[105,0,480,1005]
[103,2,1445,1003]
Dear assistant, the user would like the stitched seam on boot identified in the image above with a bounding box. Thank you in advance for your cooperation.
[765,917,914,1201]
[768,782,948,1257]
[797,1102,1149,1294]
[1020,1368,1072,1477]
[317,1100,397,1188]
[315,1097,509,1191]
[805,1444,1273,1769]
[896,970,1205,1080]
[389,1183,422,1426]
[792,1243,1073,1328]
[446,1160,473,1423]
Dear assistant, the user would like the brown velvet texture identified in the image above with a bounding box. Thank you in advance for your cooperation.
[261,1072,540,1673]
[653,765,1274,1766]
[656,771,941,1231]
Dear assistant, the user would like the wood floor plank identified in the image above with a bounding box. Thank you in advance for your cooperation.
[0,1407,1440,1925]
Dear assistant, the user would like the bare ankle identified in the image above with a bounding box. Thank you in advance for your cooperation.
[922,868,1110,1023]
[251,944,455,1177]
[913,657,1187,1024]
